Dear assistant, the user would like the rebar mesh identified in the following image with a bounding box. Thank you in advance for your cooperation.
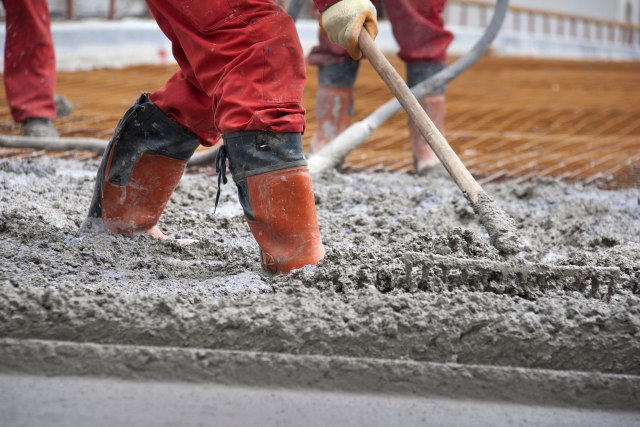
[1,57,638,188]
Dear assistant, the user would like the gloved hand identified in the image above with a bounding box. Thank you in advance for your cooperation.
[320,0,378,60]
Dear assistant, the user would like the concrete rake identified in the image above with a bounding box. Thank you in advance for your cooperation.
[355,30,623,296]
[403,253,621,301]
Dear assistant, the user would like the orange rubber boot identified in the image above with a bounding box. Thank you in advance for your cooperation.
[245,167,325,273]
[406,61,447,175]
[310,85,355,153]
[409,94,446,175]
[310,59,359,154]
[83,94,199,235]
[222,131,325,274]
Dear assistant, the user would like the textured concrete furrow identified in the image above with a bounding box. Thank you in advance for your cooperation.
[1,338,639,411]
[1,281,639,374]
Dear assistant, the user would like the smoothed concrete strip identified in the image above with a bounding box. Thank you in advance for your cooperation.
[2,373,639,427]
[0,338,638,411]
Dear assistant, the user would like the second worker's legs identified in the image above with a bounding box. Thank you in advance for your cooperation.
[387,0,453,174]
[307,20,360,156]
[310,60,359,153]
[406,61,447,174]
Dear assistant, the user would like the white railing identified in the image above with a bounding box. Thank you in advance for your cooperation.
[3,0,639,49]
[445,0,640,48]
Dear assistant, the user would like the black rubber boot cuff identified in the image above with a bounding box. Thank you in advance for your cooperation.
[223,131,307,183]
[406,62,447,94]
[318,59,360,88]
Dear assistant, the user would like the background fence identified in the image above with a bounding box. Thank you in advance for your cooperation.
[7,0,635,49]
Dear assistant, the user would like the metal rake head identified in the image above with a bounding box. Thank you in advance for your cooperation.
[403,252,621,301]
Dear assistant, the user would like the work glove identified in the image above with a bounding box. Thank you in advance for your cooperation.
[320,0,378,60]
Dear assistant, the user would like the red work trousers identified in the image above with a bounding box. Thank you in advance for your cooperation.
[308,0,453,66]
[146,0,306,146]
[2,0,56,123]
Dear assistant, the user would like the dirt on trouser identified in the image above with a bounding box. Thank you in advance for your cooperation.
[0,157,639,375]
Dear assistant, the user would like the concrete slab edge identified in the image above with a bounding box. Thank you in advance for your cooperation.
[0,338,638,411]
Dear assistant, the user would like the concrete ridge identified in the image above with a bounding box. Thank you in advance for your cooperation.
[1,338,638,411]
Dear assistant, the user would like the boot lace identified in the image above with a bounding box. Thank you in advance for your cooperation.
[214,145,228,213]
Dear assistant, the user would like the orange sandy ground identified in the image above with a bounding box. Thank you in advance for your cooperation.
[1,56,639,188]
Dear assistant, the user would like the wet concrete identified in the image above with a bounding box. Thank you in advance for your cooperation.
[2,338,639,411]
[0,157,639,377]
[3,372,639,427]
[471,190,522,255]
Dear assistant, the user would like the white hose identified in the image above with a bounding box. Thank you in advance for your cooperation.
[0,135,107,152]
[307,122,372,174]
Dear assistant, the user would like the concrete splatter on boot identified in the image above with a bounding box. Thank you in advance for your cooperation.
[406,62,447,176]
[23,118,58,137]
[82,93,199,242]
[222,131,325,274]
[310,59,359,155]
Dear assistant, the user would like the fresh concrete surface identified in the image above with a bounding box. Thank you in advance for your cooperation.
[2,157,640,425]
[2,339,639,412]
[2,159,640,377]
[2,373,639,427]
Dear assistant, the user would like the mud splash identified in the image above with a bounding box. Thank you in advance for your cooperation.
[0,158,639,374]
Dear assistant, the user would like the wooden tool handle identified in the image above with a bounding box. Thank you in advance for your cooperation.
[358,30,483,203]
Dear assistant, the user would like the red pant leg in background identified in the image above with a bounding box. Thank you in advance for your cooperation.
[308,0,453,66]
[386,0,452,63]
[146,0,306,146]
[2,0,56,123]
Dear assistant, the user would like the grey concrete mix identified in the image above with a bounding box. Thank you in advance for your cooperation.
[0,157,639,423]
[2,372,639,427]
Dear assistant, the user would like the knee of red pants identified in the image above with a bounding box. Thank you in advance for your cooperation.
[306,1,352,67]
[308,0,454,66]
[214,10,307,135]
[307,32,353,67]
[386,0,454,63]
[147,1,306,139]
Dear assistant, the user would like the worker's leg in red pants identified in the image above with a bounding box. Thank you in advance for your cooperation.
[307,32,359,153]
[386,0,453,174]
[2,0,58,136]
[84,0,324,274]
[307,0,453,173]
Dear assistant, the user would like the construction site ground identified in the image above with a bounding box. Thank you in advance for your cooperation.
[1,55,639,188]
[1,56,640,425]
